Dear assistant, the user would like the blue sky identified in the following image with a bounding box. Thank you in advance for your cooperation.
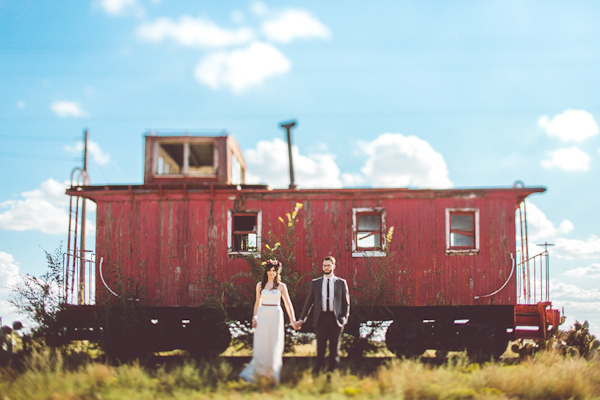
[1,0,599,334]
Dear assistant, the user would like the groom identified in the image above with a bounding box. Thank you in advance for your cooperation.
[298,255,350,372]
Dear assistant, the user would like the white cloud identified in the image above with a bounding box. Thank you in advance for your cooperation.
[341,173,368,187]
[50,101,88,118]
[261,9,331,44]
[22,179,70,207]
[518,202,600,259]
[564,263,600,279]
[135,5,329,93]
[357,133,452,188]
[538,109,599,142]
[558,220,575,235]
[522,202,573,242]
[244,138,342,189]
[64,139,111,166]
[194,41,291,94]
[540,147,590,171]
[0,252,23,325]
[137,15,254,48]
[552,282,600,301]
[97,0,143,17]
[550,281,600,332]
[250,1,269,17]
[0,179,70,235]
[16,100,25,109]
[554,235,600,260]
[0,252,19,289]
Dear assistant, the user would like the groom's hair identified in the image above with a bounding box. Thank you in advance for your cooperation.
[323,255,336,265]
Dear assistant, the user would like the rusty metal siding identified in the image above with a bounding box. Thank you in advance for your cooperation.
[92,188,528,308]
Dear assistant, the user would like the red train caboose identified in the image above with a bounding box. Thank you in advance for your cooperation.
[63,131,562,359]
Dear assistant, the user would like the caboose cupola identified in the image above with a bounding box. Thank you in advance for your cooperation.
[143,133,246,185]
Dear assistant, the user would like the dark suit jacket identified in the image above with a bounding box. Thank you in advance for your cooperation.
[300,276,350,328]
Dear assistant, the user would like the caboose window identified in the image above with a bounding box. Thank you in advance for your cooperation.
[357,214,381,248]
[188,142,215,175]
[228,211,262,255]
[157,142,184,175]
[451,214,474,247]
[156,139,216,176]
[352,208,386,257]
[446,208,479,253]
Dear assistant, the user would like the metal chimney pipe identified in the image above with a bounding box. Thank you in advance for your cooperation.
[280,120,298,190]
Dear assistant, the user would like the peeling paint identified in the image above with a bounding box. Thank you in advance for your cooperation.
[85,186,543,308]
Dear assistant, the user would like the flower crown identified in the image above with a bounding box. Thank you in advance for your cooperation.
[261,259,282,268]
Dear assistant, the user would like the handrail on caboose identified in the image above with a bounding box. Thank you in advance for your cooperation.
[61,250,95,305]
[517,248,551,304]
[474,253,516,300]
[64,167,94,306]
[516,194,553,305]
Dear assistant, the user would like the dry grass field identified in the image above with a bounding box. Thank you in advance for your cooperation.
[1,344,599,399]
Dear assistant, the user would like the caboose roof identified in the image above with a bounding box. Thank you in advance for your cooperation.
[67,184,545,206]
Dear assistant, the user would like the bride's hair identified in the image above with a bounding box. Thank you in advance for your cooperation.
[260,259,282,290]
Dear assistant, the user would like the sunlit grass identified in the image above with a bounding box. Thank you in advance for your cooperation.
[223,340,396,358]
[1,348,599,399]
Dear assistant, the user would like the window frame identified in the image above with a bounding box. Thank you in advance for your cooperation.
[154,138,218,178]
[227,210,261,256]
[352,207,386,258]
[445,208,480,254]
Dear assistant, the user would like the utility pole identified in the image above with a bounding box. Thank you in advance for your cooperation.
[79,129,88,305]
[279,120,297,190]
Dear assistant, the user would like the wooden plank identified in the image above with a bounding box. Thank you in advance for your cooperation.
[90,187,530,309]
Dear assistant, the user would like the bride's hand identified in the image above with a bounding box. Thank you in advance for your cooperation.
[252,317,257,328]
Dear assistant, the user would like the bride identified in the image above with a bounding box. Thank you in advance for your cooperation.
[239,259,300,383]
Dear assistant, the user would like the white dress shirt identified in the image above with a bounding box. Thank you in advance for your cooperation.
[321,275,334,312]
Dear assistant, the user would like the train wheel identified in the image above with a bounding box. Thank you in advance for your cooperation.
[188,316,231,359]
[386,321,426,358]
[466,326,508,362]
[491,331,509,359]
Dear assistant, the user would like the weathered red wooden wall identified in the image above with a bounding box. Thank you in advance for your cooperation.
[89,186,541,309]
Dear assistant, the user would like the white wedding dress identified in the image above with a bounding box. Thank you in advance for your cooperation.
[239,288,284,383]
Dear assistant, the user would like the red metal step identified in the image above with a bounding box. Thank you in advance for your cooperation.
[514,303,551,340]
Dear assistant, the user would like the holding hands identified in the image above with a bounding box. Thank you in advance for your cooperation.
[291,320,303,330]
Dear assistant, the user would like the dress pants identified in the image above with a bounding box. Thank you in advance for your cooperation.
[315,311,343,371]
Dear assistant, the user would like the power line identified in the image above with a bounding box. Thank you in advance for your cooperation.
[0,151,80,161]
[0,135,79,141]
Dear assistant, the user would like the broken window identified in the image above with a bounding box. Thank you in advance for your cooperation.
[446,209,479,252]
[228,211,261,254]
[352,208,386,257]
[157,142,184,175]
[188,142,214,175]
[156,140,216,176]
